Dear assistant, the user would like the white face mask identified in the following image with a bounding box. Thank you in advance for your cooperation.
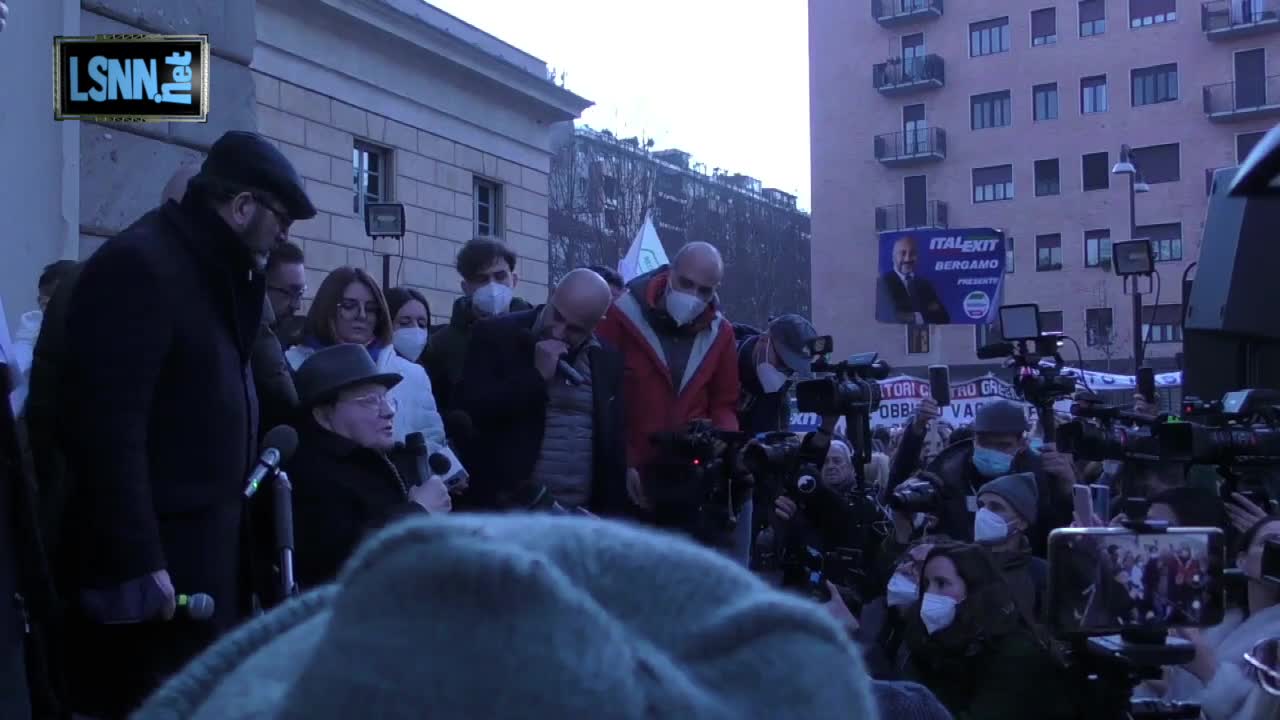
[974,507,1010,544]
[664,289,707,326]
[472,283,513,317]
[920,592,958,635]
[392,327,429,361]
[886,574,919,608]
[756,363,788,393]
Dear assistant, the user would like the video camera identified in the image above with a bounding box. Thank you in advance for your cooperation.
[1058,388,1280,466]
[794,336,891,419]
[649,420,749,538]
[977,304,1076,438]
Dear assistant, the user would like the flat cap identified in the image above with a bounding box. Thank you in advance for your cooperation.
[197,131,316,220]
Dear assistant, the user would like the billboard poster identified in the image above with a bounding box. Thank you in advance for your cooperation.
[875,227,1006,325]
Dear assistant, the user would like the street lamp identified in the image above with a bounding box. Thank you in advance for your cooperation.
[1111,144,1153,372]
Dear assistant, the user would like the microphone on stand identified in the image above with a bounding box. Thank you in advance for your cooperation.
[244,425,299,498]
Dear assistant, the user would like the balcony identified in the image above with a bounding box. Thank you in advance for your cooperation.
[873,55,945,96]
[1201,1,1280,40]
[1203,76,1280,122]
[872,0,943,26]
[874,128,946,166]
[875,201,948,232]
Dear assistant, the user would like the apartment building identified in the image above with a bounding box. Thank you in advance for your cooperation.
[810,0,1279,378]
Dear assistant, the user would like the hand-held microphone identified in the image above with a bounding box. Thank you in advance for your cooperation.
[244,425,299,498]
[176,593,215,621]
[557,359,585,385]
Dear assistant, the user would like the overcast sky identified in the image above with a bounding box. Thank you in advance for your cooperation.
[427,0,812,210]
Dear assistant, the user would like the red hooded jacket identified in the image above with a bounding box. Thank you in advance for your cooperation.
[595,268,740,470]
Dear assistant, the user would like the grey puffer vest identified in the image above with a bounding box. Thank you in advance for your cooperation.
[529,346,596,507]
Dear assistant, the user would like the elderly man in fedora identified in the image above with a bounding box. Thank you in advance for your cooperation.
[284,344,451,590]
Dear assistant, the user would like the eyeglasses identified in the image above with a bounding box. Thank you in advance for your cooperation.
[346,392,397,413]
[252,194,292,232]
[337,299,382,318]
[268,285,307,302]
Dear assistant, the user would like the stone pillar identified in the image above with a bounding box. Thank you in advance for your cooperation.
[78,0,260,258]
[0,0,80,329]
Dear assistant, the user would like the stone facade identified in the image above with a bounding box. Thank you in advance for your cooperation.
[253,0,590,322]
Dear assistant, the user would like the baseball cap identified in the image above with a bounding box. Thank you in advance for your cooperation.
[196,131,316,220]
[767,314,818,373]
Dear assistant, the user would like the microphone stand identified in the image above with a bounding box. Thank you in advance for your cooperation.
[272,469,298,600]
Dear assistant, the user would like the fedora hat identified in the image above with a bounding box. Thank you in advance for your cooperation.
[295,344,401,408]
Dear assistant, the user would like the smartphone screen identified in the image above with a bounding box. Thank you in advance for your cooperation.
[1090,484,1112,524]
[928,365,951,407]
[1072,485,1094,525]
[1047,526,1226,635]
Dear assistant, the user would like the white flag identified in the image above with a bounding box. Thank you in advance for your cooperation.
[617,214,669,282]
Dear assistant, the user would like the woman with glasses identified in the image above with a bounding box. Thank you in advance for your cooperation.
[285,267,445,446]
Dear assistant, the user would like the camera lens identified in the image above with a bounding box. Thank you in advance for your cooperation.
[795,475,818,494]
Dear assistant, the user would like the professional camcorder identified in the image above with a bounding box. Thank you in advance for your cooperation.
[649,420,749,538]
[794,336,891,419]
[1058,388,1280,466]
[977,304,1076,438]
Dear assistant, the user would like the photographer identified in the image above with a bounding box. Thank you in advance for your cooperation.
[901,542,1075,720]
[887,399,1073,556]
[735,314,816,435]
[770,435,878,564]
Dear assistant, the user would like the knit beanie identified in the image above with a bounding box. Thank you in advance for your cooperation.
[977,471,1039,525]
[134,514,877,719]
[871,680,954,720]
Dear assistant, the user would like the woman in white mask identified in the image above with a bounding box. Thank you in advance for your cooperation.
[385,287,432,363]
[904,543,1074,719]
[974,471,1048,618]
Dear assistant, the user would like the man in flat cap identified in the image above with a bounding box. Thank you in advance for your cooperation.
[58,131,315,717]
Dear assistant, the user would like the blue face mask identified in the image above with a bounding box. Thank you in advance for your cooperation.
[1028,438,1044,454]
[972,446,1014,478]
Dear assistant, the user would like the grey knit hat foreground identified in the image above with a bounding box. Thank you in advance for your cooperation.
[135,514,877,719]
[978,471,1040,525]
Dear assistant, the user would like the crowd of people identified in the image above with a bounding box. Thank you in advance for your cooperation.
[0,128,1276,719]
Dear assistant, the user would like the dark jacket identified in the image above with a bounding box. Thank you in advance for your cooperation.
[906,627,1072,720]
[876,272,950,324]
[455,308,628,515]
[252,300,299,439]
[421,294,533,414]
[58,196,263,715]
[735,333,789,435]
[887,428,1071,557]
[285,420,424,589]
[0,363,61,720]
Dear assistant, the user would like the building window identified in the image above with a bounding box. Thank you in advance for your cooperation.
[1083,151,1110,191]
[1033,83,1059,121]
[1086,308,1115,347]
[1031,8,1057,45]
[1079,0,1106,36]
[1081,75,1108,113]
[1036,233,1063,271]
[970,17,1011,57]
[1084,229,1112,268]
[1142,304,1183,343]
[1005,236,1015,273]
[976,321,1004,349]
[1130,0,1176,28]
[353,141,390,216]
[1132,63,1178,106]
[1035,158,1061,196]
[971,91,1012,130]
[1238,131,1266,163]
[973,165,1014,203]
[1138,222,1183,262]
[1131,143,1180,183]
[474,178,502,237]
[907,323,931,355]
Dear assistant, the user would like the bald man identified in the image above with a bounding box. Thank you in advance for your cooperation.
[595,242,746,563]
[454,267,628,515]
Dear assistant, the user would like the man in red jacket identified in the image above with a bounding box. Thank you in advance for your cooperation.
[596,242,745,561]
